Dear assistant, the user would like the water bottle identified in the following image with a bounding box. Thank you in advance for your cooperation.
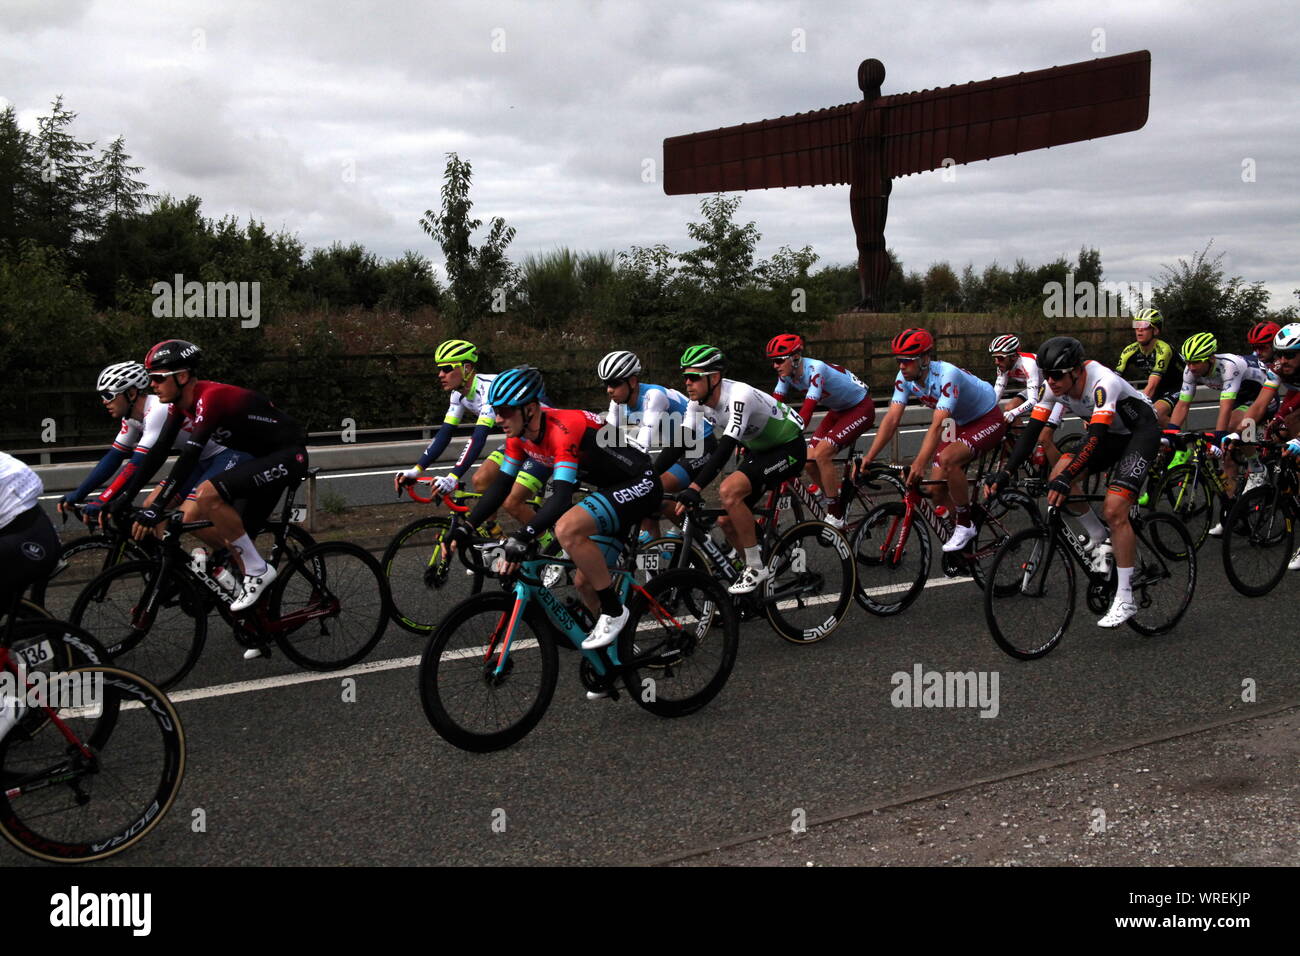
[1091,542,1113,575]
[190,547,209,575]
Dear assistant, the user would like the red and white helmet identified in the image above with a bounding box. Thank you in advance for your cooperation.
[892,328,934,357]
[989,334,1020,355]
[766,333,804,358]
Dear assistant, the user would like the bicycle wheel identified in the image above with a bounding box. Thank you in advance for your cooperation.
[1127,512,1197,636]
[967,491,1041,591]
[763,520,856,644]
[418,591,559,752]
[851,501,931,616]
[984,527,1076,660]
[269,542,390,669]
[381,516,484,634]
[68,560,207,690]
[618,568,739,717]
[1147,464,1213,553]
[839,470,906,539]
[30,535,148,621]
[0,664,185,864]
[1221,485,1294,597]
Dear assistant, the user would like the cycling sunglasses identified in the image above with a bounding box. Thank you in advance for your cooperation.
[601,377,627,389]
[682,372,712,382]
[147,371,181,383]
[436,363,461,373]
[99,390,120,402]
[1044,367,1076,381]
[1276,349,1300,359]
[1131,321,1156,331]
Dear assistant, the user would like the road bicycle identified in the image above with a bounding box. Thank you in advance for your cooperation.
[1141,431,1234,553]
[0,596,185,863]
[983,483,1196,660]
[850,463,1042,617]
[37,501,317,622]
[1220,441,1298,597]
[418,513,739,752]
[636,487,858,645]
[383,480,564,635]
[68,475,389,688]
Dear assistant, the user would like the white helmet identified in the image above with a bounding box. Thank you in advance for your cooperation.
[96,361,150,398]
[989,334,1020,355]
[597,350,642,383]
[1274,323,1300,352]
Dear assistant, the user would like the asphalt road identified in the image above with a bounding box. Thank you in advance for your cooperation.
[15,400,1288,867]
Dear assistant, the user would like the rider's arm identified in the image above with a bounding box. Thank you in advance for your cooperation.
[689,434,739,490]
[445,423,492,485]
[103,409,186,509]
[414,420,457,471]
[1145,342,1172,399]
[66,446,129,503]
[465,467,517,529]
[860,400,904,464]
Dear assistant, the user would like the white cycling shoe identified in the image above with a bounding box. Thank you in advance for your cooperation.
[1289,547,1300,571]
[942,522,978,553]
[728,565,772,595]
[581,606,629,650]
[823,513,845,530]
[1207,522,1224,538]
[1098,597,1138,628]
[230,565,277,613]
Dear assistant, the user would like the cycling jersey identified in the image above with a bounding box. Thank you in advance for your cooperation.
[0,451,42,531]
[1030,360,1153,436]
[775,358,869,421]
[683,379,803,451]
[992,352,1043,405]
[606,382,711,453]
[498,408,650,489]
[149,381,307,507]
[1177,353,1277,404]
[891,360,997,426]
[443,372,498,427]
[0,452,58,607]
[1117,339,1174,390]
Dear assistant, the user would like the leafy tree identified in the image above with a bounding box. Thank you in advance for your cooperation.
[81,136,155,306]
[922,262,960,312]
[377,251,441,313]
[0,106,36,256]
[419,153,516,335]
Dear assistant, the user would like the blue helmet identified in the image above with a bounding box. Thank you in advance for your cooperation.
[488,365,545,409]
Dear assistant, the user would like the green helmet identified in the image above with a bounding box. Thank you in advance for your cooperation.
[680,344,725,371]
[434,339,478,364]
[1180,332,1217,364]
[1133,307,1163,327]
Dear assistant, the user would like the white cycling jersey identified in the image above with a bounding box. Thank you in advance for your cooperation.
[0,451,43,530]
[114,394,225,460]
[1178,353,1277,403]
[1030,361,1153,436]
[683,380,803,451]
[993,352,1043,408]
[444,372,498,427]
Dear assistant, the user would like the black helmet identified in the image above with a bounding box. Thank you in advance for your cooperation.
[144,339,202,372]
[1037,336,1085,374]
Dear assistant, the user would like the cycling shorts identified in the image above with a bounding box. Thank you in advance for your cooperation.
[576,470,664,562]
[737,434,807,508]
[180,449,252,501]
[1062,415,1161,501]
[932,404,1007,466]
[211,445,309,536]
[0,506,60,610]
[811,395,877,450]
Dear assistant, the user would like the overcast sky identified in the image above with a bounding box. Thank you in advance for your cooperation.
[4,0,1297,307]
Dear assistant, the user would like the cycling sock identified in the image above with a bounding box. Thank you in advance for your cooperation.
[230,534,268,576]
[954,505,972,528]
[1115,565,1133,604]
[1078,507,1107,543]
[596,585,623,618]
[744,545,763,569]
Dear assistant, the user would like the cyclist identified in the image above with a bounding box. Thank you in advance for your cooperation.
[0,451,59,614]
[985,337,1161,628]
[989,334,1043,421]
[61,361,247,531]
[1265,324,1300,571]
[599,349,714,540]
[1169,332,1279,535]
[857,328,1006,553]
[108,340,309,614]
[450,366,663,653]
[1247,321,1281,368]
[395,344,550,527]
[767,333,875,528]
[1116,308,1176,423]
[658,345,806,595]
